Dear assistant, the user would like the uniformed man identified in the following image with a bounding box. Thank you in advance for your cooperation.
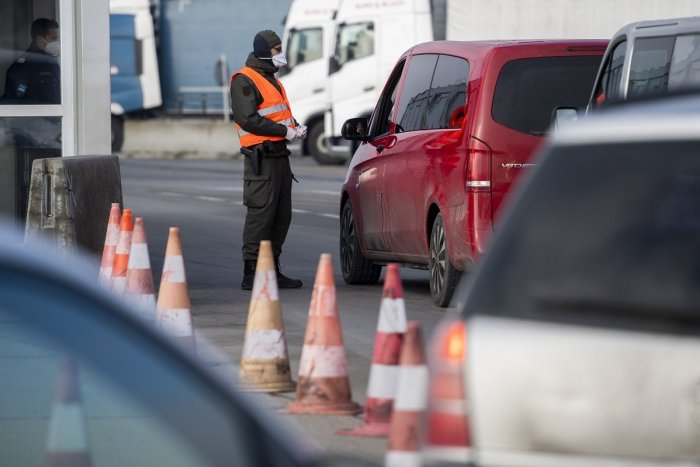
[231,30,307,290]
[2,18,61,104]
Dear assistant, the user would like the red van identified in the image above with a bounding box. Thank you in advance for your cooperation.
[339,40,606,306]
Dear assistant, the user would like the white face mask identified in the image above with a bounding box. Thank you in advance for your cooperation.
[44,41,60,57]
[272,53,287,68]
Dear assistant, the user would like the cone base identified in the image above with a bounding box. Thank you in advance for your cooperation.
[336,421,390,438]
[286,399,362,416]
[236,379,297,393]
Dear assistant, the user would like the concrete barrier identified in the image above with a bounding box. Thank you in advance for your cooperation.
[25,155,122,255]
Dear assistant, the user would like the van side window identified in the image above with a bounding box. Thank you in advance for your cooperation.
[334,22,374,68]
[628,36,675,99]
[425,55,469,130]
[669,34,700,90]
[593,40,626,108]
[395,54,438,133]
[369,60,405,137]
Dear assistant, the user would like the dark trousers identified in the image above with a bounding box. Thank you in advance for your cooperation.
[242,148,293,260]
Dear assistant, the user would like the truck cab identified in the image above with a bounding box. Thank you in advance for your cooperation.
[109,0,162,152]
[279,0,340,164]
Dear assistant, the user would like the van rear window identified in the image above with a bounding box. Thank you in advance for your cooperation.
[492,56,602,136]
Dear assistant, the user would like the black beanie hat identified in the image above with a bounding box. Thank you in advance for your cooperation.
[253,30,282,59]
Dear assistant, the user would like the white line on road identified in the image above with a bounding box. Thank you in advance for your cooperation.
[197,196,225,202]
[319,213,340,219]
[292,208,310,214]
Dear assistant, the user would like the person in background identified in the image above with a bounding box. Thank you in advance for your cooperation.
[230,29,307,290]
[2,18,60,104]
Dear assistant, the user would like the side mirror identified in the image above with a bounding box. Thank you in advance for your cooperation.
[341,117,369,141]
[552,106,579,130]
[329,55,342,75]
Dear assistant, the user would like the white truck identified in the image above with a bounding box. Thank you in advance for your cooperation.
[446,0,700,41]
[280,0,435,164]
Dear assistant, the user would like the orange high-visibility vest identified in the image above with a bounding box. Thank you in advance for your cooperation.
[232,66,296,147]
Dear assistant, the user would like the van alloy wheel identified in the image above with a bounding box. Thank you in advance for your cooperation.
[340,201,381,285]
[429,213,460,307]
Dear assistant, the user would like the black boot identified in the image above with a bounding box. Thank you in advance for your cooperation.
[274,257,302,288]
[241,259,257,290]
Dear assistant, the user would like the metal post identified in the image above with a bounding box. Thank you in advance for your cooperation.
[220,53,230,122]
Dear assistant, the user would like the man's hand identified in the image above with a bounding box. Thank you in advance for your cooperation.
[285,127,299,141]
[297,125,308,140]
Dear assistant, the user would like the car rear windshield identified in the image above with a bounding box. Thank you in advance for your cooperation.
[464,140,700,330]
[492,56,602,136]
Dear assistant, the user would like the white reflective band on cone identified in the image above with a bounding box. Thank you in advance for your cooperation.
[158,308,193,336]
[385,450,421,467]
[252,270,279,301]
[162,256,186,283]
[111,276,126,294]
[243,329,286,359]
[115,232,132,254]
[378,298,407,333]
[298,345,348,377]
[367,364,400,399]
[106,225,119,244]
[127,243,151,269]
[47,404,88,451]
[394,366,429,410]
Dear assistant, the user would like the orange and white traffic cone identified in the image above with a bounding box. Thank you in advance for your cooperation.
[110,208,133,295]
[124,217,156,323]
[287,253,361,415]
[385,321,428,467]
[338,263,407,437]
[98,203,121,289]
[156,227,196,352]
[43,358,92,467]
[238,240,295,392]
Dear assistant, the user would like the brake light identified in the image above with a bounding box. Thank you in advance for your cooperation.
[466,137,491,192]
[424,319,471,460]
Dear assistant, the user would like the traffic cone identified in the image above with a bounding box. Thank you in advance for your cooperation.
[238,240,295,392]
[338,263,407,437]
[43,358,92,467]
[156,227,196,352]
[287,253,361,415]
[98,203,121,288]
[385,321,429,467]
[110,208,133,295]
[124,217,156,322]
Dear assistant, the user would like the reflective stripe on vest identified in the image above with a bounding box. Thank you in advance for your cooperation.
[232,67,295,147]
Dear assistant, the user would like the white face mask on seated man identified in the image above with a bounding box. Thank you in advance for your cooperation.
[271,53,287,68]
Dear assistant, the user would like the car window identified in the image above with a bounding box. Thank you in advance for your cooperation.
[669,34,700,90]
[592,40,627,108]
[0,258,303,467]
[465,141,700,329]
[395,54,438,133]
[492,55,602,136]
[627,36,675,99]
[334,22,374,68]
[424,55,469,130]
[286,27,323,72]
[369,60,405,137]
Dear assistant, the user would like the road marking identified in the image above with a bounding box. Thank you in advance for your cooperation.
[319,213,340,219]
[303,189,340,196]
[292,208,310,214]
[196,196,224,202]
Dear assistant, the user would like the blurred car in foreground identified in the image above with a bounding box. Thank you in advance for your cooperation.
[0,227,368,467]
[339,40,605,307]
[423,94,700,465]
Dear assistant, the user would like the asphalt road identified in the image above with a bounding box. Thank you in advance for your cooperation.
[120,156,454,464]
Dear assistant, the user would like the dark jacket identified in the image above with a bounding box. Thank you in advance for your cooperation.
[230,53,289,140]
[2,43,60,104]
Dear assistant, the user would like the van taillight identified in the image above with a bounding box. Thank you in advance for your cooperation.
[425,319,471,455]
[466,137,491,192]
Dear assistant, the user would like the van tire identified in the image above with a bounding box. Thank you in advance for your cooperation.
[340,201,382,284]
[111,115,124,153]
[309,121,343,165]
[429,213,460,307]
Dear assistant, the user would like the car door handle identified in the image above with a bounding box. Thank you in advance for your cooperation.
[312,87,324,94]
[363,85,375,92]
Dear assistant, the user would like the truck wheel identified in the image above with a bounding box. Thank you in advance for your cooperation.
[340,201,381,284]
[111,116,124,153]
[429,213,460,307]
[309,121,344,165]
